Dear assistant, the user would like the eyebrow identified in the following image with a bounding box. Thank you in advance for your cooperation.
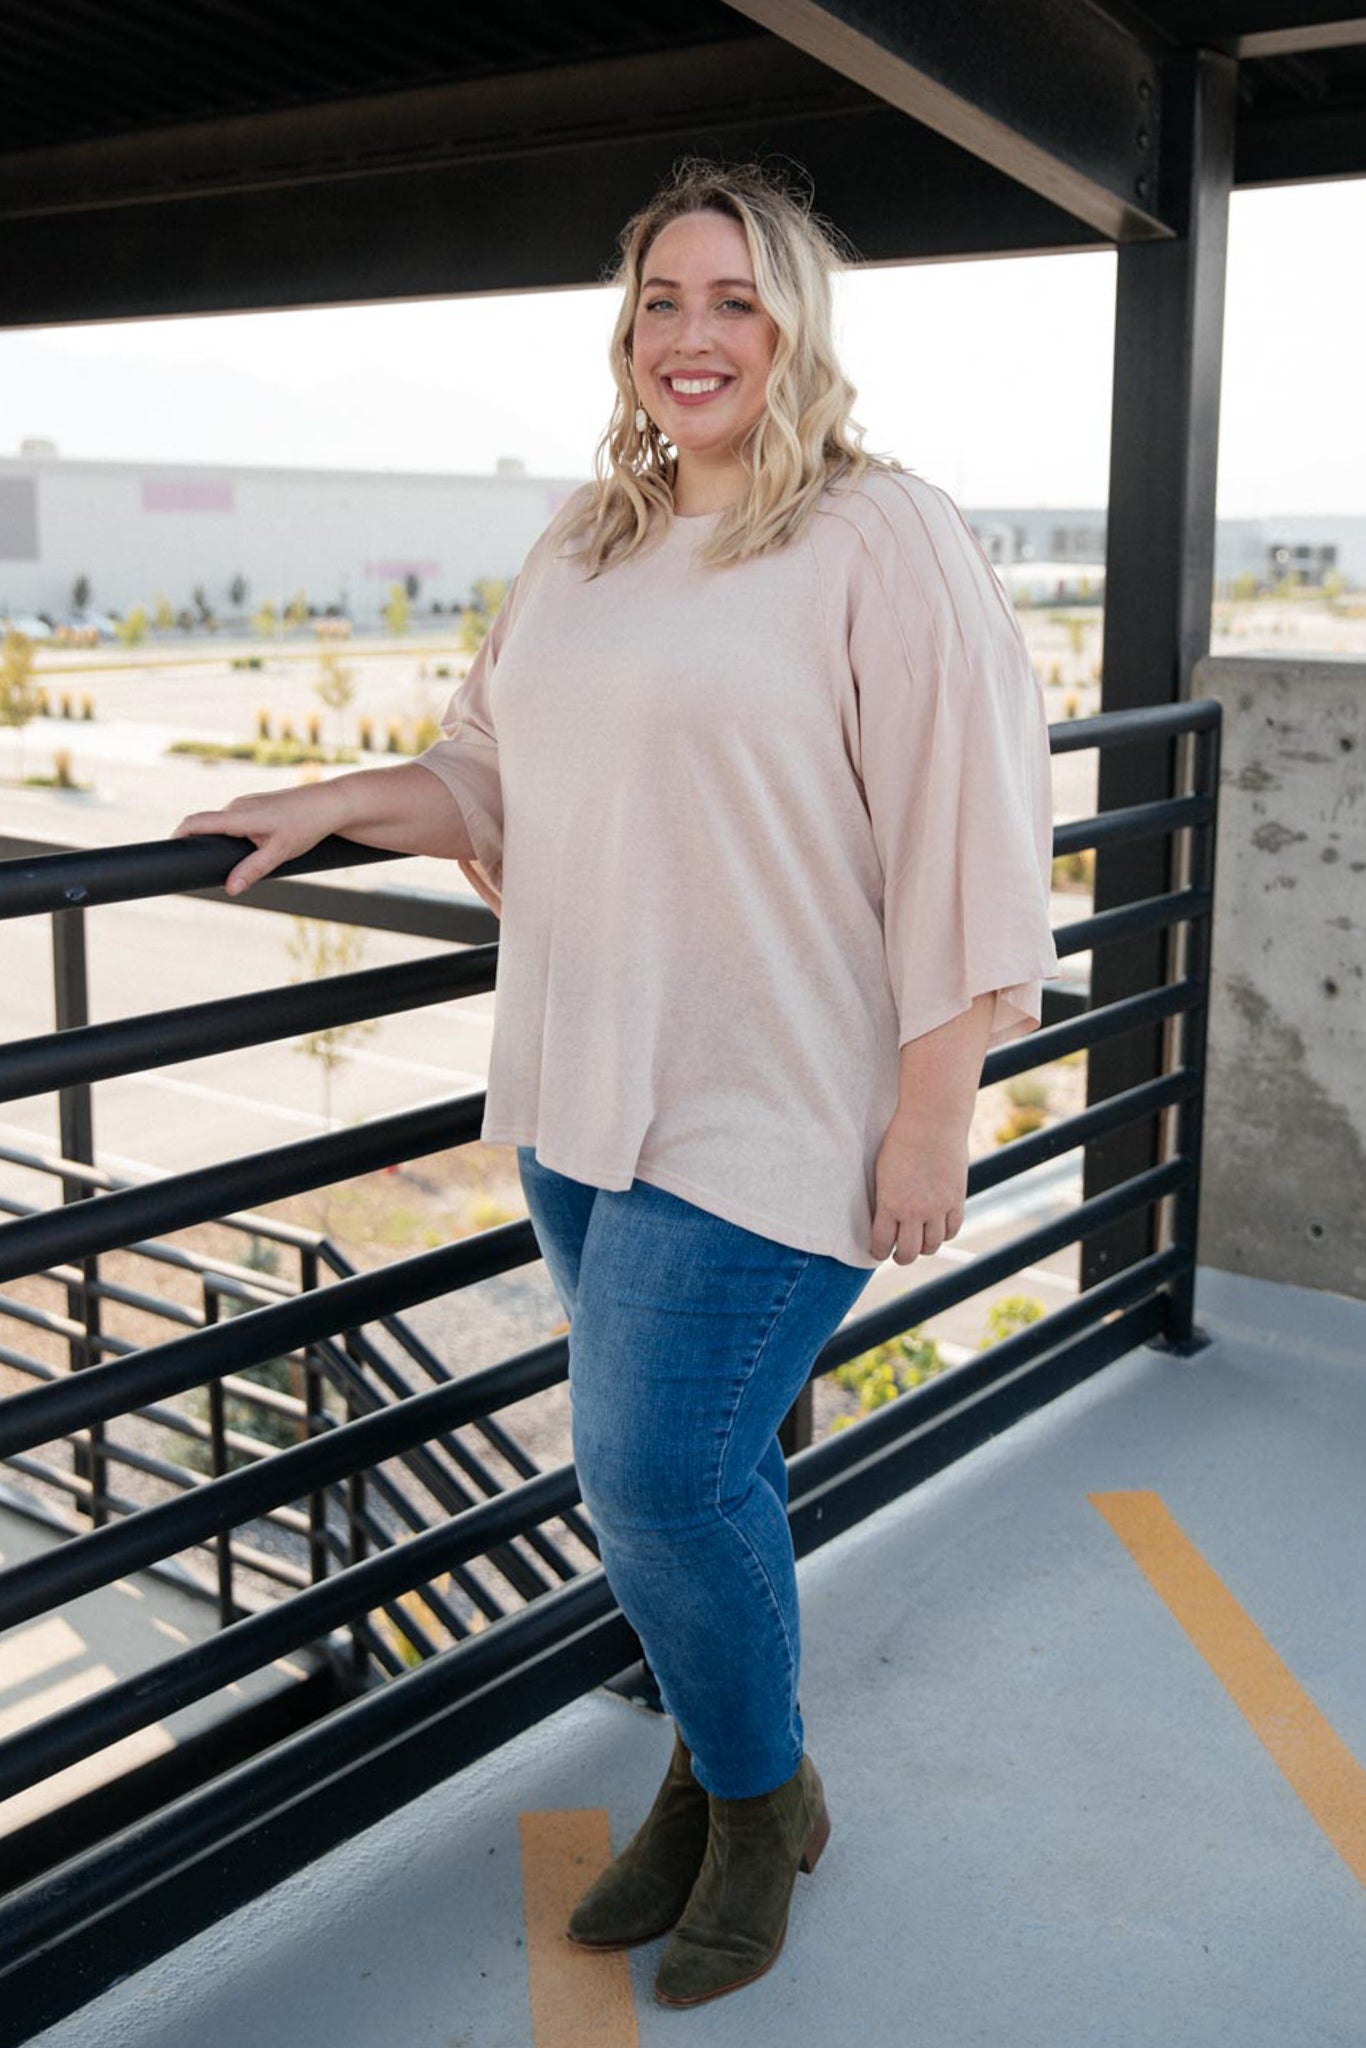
[641,276,757,291]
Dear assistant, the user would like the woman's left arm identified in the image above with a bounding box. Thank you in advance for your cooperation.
[870,993,995,1264]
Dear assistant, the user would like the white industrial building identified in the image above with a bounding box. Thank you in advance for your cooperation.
[0,446,585,629]
[1,443,1360,628]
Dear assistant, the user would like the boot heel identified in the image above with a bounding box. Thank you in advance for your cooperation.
[799,1804,831,1874]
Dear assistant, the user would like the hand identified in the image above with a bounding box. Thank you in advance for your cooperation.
[870,1107,969,1265]
[171,784,345,897]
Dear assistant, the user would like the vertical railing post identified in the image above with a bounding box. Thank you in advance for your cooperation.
[52,904,109,1526]
[298,1246,331,1587]
[342,1361,371,1682]
[1162,708,1221,1349]
[202,1280,237,1628]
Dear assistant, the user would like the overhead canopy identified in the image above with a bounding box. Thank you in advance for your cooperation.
[0,1,1362,323]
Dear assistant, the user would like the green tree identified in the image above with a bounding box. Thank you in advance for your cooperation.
[314,650,356,752]
[151,592,175,633]
[72,573,92,612]
[404,570,421,603]
[115,604,149,647]
[284,587,310,630]
[381,583,410,637]
[252,598,278,639]
[229,573,249,611]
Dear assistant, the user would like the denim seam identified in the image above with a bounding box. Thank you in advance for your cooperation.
[710,1253,814,1745]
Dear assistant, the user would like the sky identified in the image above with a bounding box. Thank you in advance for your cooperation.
[1,179,1362,518]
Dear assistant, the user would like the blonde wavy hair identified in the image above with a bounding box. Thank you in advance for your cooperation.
[558,156,902,574]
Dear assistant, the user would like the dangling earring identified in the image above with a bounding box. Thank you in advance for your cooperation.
[634,401,648,434]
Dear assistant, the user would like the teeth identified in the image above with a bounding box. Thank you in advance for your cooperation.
[668,376,728,395]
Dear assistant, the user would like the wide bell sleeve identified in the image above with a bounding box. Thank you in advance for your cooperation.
[846,474,1060,1052]
[414,574,520,917]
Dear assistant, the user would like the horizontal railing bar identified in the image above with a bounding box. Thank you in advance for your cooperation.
[0,1218,538,1461]
[0,1344,55,1380]
[811,1155,1190,1377]
[1046,696,1220,754]
[0,1334,567,1628]
[0,1166,322,1273]
[0,950,495,1104]
[0,833,401,922]
[792,1288,1172,1557]
[797,1243,1187,1513]
[0,1095,486,1283]
[0,832,497,944]
[0,1459,581,1802]
[333,1476,512,1631]
[226,1535,310,1591]
[0,1562,626,1984]
[302,1329,562,1606]
[1052,791,1212,855]
[1053,884,1211,958]
[981,973,1201,1086]
[0,1451,88,1502]
[969,1066,1196,1194]
[0,1293,92,1344]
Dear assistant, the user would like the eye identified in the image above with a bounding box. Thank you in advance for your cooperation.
[642,296,675,313]
[720,297,754,314]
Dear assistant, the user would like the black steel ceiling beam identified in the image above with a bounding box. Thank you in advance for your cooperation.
[0,49,1109,328]
[720,0,1172,237]
[1235,90,1366,177]
[1176,3,1366,55]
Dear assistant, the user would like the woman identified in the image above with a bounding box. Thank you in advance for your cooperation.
[174,156,1059,2009]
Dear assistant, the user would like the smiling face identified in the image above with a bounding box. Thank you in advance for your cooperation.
[629,208,779,507]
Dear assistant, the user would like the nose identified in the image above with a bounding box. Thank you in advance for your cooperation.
[676,301,715,353]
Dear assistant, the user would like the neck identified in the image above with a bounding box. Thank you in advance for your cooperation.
[670,448,749,517]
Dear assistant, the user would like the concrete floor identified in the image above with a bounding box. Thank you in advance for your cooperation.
[25,1263,1366,2048]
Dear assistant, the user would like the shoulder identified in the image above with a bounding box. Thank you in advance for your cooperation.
[812,465,1017,623]
[812,465,975,562]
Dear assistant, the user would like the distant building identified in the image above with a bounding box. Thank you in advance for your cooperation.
[0,447,585,627]
[1,446,1360,624]
[961,501,1364,594]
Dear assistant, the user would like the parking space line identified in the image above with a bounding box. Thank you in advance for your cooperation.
[1091,1489,1366,1889]
[518,1809,640,2048]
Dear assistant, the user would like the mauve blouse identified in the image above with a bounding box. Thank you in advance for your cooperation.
[416,467,1059,1269]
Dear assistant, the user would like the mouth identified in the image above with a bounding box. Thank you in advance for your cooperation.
[660,373,735,404]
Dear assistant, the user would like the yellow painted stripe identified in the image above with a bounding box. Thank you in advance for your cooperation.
[1091,1489,1366,1888]
[518,1810,640,2048]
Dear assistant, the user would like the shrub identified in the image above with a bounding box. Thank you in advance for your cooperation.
[827,1327,945,1433]
[978,1296,1045,1349]
[994,1104,1046,1144]
[1005,1075,1049,1110]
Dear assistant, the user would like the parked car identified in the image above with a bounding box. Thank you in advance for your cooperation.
[65,610,120,639]
[0,612,53,639]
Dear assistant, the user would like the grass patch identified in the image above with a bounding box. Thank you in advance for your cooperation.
[167,738,359,767]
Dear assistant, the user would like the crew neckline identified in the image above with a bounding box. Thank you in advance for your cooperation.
[671,505,727,523]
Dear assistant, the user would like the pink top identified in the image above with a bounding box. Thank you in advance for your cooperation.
[416,467,1059,1269]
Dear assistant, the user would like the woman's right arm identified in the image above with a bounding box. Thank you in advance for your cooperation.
[172,761,477,897]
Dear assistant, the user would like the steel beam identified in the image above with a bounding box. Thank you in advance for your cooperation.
[1082,48,1237,1300]
[720,0,1170,237]
[0,101,1105,328]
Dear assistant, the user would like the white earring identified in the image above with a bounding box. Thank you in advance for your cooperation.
[634,404,648,433]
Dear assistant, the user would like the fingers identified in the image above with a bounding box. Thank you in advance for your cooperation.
[872,1209,963,1265]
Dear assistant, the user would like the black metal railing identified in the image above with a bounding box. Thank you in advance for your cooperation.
[0,693,1220,2044]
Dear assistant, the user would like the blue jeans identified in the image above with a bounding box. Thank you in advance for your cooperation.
[516,1148,873,1799]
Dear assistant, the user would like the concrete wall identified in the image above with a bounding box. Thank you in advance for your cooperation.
[1194,654,1366,1300]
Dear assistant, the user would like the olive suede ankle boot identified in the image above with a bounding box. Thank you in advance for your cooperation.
[566,1726,711,1949]
[652,1752,830,2008]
